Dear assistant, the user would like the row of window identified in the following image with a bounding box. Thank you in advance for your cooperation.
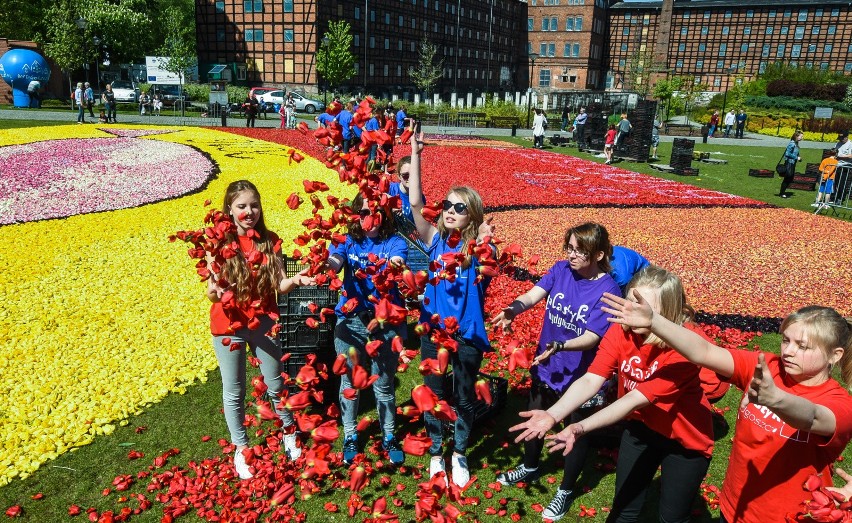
[679,7,841,20]
[530,0,587,5]
[535,42,583,58]
[215,0,293,13]
[625,24,842,37]
[530,16,584,32]
[535,68,590,87]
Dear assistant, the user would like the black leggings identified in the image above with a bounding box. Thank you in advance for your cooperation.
[523,381,592,491]
[779,162,796,194]
[607,421,710,523]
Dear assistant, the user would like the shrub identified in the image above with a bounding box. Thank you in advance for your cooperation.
[745,95,848,113]
[754,126,836,142]
[766,80,847,101]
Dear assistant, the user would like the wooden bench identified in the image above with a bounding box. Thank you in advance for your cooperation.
[489,116,521,129]
[664,123,696,136]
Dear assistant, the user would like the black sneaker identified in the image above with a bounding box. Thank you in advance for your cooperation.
[382,434,405,465]
[342,435,359,464]
[496,464,540,486]
[542,488,574,521]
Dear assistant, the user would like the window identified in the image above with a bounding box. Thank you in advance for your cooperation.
[719,43,727,57]
[798,10,807,22]
[621,43,627,51]
[551,17,557,30]
[704,10,710,19]
[245,29,263,42]
[540,43,547,55]
[714,77,721,87]
[566,17,573,31]
[539,69,551,87]
[215,1,224,13]
[762,44,770,57]
[618,58,626,67]
[766,26,774,35]
[384,13,390,24]
[808,44,816,52]
[846,63,852,73]
[724,10,731,18]
[400,15,404,27]
[815,8,823,16]
[746,10,754,18]
[759,62,767,73]
[701,26,708,35]
[678,43,685,52]
[284,29,293,42]
[777,44,785,57]
[572,43,580,57]
[783,9,791,17]
[794,27,804,39]
[699,43,706,52]
[722,26,729,35]
[384,38,389,49]
[398,40,403,50]
[828,26,836,35]
[623,27,630,35]
[683,10,690,18]
[716,60,725,69]
[832,8,840,17]
[743,27,751,35]
[741,43,749,52]
[680,27,687,36]
[548,43,556,57]
[812,26,820,35]
[369,36,375,48]
[676,59,684,68]
[791,44,801,58]
[781,26,789,35]
[825,44,833,53]
[564,43,572,57]
[821,62,829,71]
[542,18,549,31]
[576,17,583,31]
[216,29,225,41]
[528,18,533,31]
[370,10,375,22]
[397,65,401,77]
[696,60,704,69]
[354,35,359,46]
[243,0,262,13]
[354,6,360,19]
[283,0,293,11]
[383,64,388,76]
[769,9,776,17]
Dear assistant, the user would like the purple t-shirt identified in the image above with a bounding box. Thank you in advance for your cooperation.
[531,261,620,393]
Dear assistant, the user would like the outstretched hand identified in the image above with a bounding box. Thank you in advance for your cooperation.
[545,423,586,456]
[508,410,557,443]
[827,468,852,502]
[532,341,560,367]
[601,290,654,329]
[409,126,425,154]
[747,352,780,408]
[492,308,515,332]
[478,216,496,241]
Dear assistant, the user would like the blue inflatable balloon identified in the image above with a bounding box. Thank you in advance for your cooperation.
[0,49,51,108]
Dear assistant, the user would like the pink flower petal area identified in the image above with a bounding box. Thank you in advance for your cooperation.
[0,129,215,225]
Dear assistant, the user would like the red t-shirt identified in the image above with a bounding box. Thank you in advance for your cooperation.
[605,129,616,145]
[384,118,397,137]
[209,231,281,335]
[587,323,714,457]
[719,350,852,523]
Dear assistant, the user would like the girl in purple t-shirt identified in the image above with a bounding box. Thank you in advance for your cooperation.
[493,222,620,521]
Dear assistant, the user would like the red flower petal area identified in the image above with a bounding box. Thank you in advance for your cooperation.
[218,129,765,208]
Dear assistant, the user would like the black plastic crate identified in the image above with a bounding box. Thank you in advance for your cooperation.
[400,234,431,272]
[442,371,509,423]
[277,283,339,349]
[278,285,339,315]
[283,346,339,398]
[279,318,336,348]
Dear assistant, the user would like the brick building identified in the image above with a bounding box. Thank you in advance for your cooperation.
[606,0,852,93]
[195,0,528,96]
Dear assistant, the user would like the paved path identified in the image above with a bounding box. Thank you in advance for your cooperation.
[0,107,832,149]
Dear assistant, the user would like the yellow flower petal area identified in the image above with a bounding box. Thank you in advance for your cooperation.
[0,125,346,486]
[497,206,852,319]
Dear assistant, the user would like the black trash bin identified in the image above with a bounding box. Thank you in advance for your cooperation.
[511,124,517,137]
[220,103,227,127]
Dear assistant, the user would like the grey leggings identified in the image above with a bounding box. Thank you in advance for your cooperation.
[212,314,294,447]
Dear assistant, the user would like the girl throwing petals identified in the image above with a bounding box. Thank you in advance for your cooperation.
[493,222,619,522]
[601,292,852,523]
[207,180,314,480]
[408,125,496,488]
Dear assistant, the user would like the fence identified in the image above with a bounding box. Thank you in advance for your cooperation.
[815,165,852,216]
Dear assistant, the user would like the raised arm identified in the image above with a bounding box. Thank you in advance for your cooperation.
[407,127,438,246]
[601,291,735,378]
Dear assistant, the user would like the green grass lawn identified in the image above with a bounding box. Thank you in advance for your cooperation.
[1,122,849,521]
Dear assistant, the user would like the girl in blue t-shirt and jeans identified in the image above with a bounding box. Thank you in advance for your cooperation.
[492,222,620,521]
[328,192,408,466]
[408,128,497,488]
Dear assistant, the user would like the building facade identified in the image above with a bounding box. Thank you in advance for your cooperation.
[606,0,852,93]
[196,0,528,97]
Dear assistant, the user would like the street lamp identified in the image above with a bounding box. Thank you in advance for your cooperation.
[721,65,738,113]
[93,36,101,90]
[75,17,89,84]
[526,52,538,128]
[321,36,329,106]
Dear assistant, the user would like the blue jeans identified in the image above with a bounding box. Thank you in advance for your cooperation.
[421,335,484,456]
[212,315,294,447]
[77,104,85,122]
[334,314,400,438]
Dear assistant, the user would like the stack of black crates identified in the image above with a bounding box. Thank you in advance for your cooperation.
[583,102,607,151]
[614,100,657,163]
[278,257,339,398]
[671,138,698,176]
[791,164,821,191]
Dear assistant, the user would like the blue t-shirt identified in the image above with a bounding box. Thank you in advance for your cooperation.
[532,261,620,393]
[388,182,425,224]
[365,116,380,131]
[610,246,650,292]
[330,234,408,319]
[396,109,407,129]
[419,232,493,352]
[316,112,334,127]
[336,109,354,139]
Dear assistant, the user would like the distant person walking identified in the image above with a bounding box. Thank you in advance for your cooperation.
[778,130,803,198]
[574,108,587,149]
[75,82,86,123]
[735,109,747,139]
[84,82,95,118]
[561,106,570,132]
[723,109,736,137]
[708,110,719,137]
[532,108,547,149]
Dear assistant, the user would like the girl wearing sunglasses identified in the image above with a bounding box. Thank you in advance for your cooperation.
[407,128,496,488]
[326,193,409,466]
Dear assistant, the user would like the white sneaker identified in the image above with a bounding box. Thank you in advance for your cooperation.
[430,456,448,486]
[234,449,253,480]
[283,432,302,460]
[451,454,470,488]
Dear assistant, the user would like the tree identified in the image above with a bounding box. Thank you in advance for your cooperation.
[316,21,356,94]
[408,38,443,100]
[623,50,655,97]
[653,76,683,120]
[157,6,196,115]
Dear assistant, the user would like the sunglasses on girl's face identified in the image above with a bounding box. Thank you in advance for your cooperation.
[358,209,371,218]
[442,200,468,215]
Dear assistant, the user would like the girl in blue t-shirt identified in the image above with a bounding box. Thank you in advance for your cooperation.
[328,192,408,466]
[408,127,496,488]
[492,222,620,521]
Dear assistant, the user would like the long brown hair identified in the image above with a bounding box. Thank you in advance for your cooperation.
[221,180,283,303]
[436,186,484,268]
[781,306,852,389]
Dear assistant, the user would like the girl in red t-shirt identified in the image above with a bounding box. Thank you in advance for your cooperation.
[207,180,314,480]
[602,295,852,523]
[510,266,715,523]
[604,124,616,165]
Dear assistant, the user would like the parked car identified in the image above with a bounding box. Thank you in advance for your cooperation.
[257,90,325,114]
[151,84,189,108]
[249,86,279,99]
[110,80,138,103]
